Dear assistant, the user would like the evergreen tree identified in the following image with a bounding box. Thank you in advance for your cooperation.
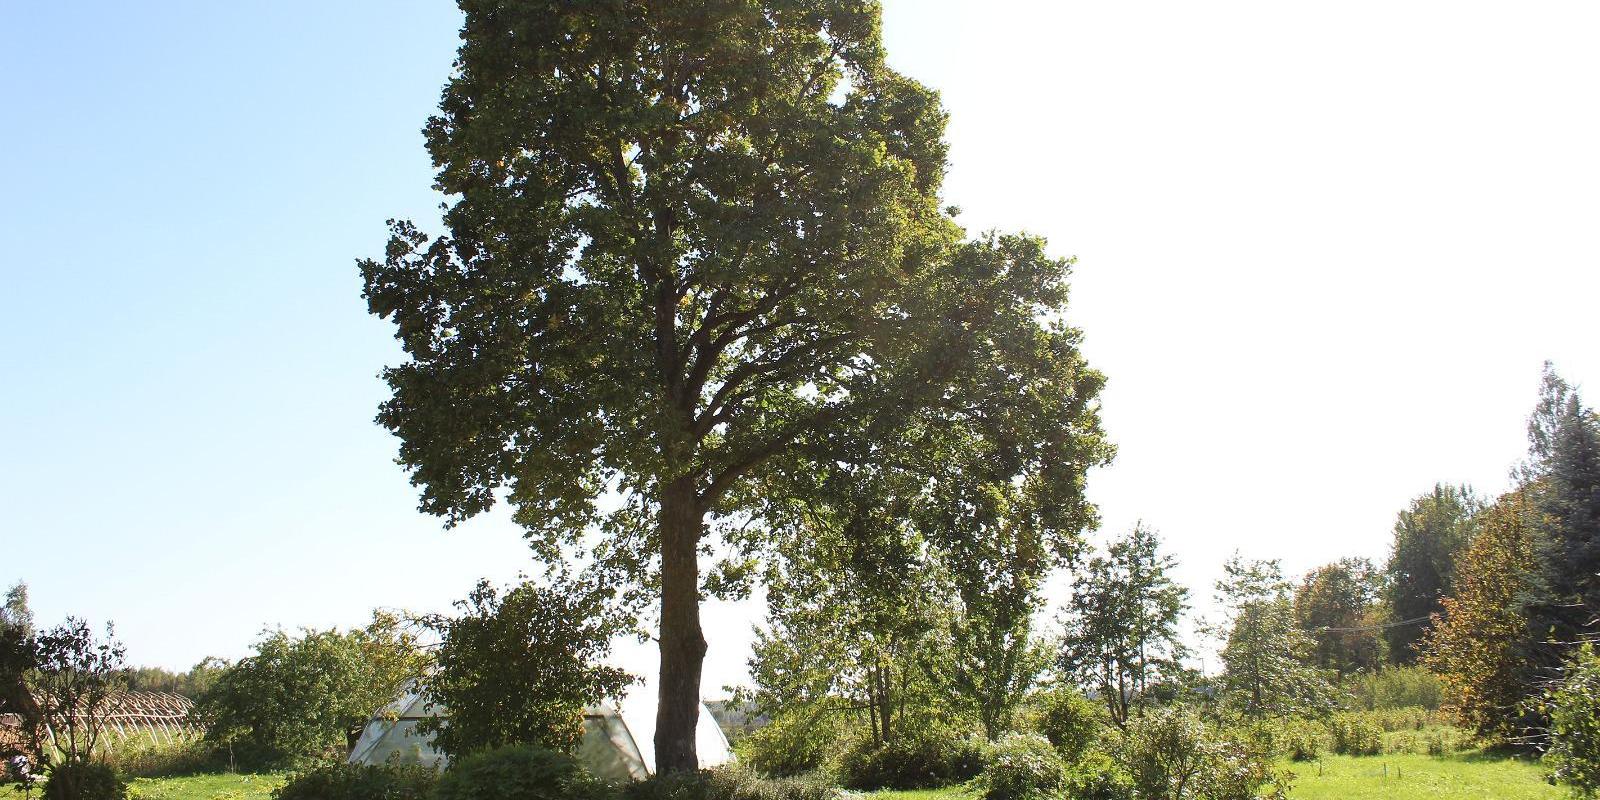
[1520,364,1600,666]
[1382,485,1479,663]
[1214,556,1335,719]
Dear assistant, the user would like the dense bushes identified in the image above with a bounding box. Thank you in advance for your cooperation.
[42,762,125,800]
[102,737,217,778]
[1541,644,1600,798]
[732,706,852,778]
[834,726,987,790]
[1328,712,1383,756]
[974,733,1066,800]
[274,762,436,800]
[1120,707,1290,800]
[1026,688,1104,762]
[434,745,613,800]
[1344,666,1444,711]
[624,766,840,800]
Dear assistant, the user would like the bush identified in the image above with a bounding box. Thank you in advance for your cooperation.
[975,733,1066,800]
[1540,643,1600,798]
[624,766,841,800]
[434,745,613,800]
[42,762,125,800]
[274,762,436,800]
[1380,726,1464,756]
[834,726,987,790]
[1026,688,1104,762]
[1344,667,1443,711]
[1266,718,1326,762]
[1063,750,1133,800]
[733,705,852,778]
[1120,708,1290,800]
[1327,712,1382,756]
[102,737,216,778]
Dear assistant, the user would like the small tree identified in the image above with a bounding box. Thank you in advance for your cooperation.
[1060,525,1188,726]
[1541,644,1600,799]
[1213,556,1334,719]
[417,578,634,760]
[28,618,127,769]
[196,611,428,768]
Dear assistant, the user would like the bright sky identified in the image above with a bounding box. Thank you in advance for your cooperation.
[4,2,1599,697]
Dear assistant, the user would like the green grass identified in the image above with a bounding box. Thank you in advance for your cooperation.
[863,751,1560,800]
[3,773,286,800]
[1288,751,1559,800]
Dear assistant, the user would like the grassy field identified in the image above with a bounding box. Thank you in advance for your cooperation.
[0,752,1557,800]
[3,773,286,800]
[866,750,1561,800]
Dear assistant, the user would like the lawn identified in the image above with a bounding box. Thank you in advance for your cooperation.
[3,773,286,800]
[866,750,1562,800]
[1286,751,1560,800]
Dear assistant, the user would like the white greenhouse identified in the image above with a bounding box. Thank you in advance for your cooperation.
[347,683,733,781]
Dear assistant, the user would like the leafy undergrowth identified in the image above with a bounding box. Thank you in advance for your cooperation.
[4,773,286,800]
[864,750,1559,800]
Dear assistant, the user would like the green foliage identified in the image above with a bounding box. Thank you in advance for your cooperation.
[1383,485,1479,663]
[1421,492,1542,742]
[1214,556,1337,719]
[363,0,1110,771]
[433,745,613,800]
[418,577,632,760]
[42,762,125,800]
[101,738,215,779]
[194,611,428,769]
[1059,524,1188,726]
[273,763,434,800]
[835,726,987,790]
[732,705,851,778]
[1024,688,1104,761]
[1259,717,1327,762]
[1540,644,1600,797]
[973,733,1065,800]
[1062,750,1135,800]
[623,766,841,800]
[118,660,226,700]
[1294,558,1386,677]
[30,618,128,767]
[1345,667,1444,711]
[1119,706,1291,800]
[1328,712,1384,756]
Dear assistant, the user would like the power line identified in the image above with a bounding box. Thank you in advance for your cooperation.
[1311,615,1432,633]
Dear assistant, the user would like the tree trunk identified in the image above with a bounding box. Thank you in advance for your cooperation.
[655,477,708,774]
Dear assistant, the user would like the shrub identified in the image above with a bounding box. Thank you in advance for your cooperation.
[1540,643,1600,798]
[274,762,436,800]
[1327,712,1382,756]
[1344,667,1443,711]
[834,726,987,790]
[434,745,613,800]
[1267,718,1326,762]
[1120,708,1290,800]
[1380,726,1464,756]
[975,733,1066,800]
[624,766,841,800]
[1063,750,1134,800]
[733,705,851,778]
[1027,688,1104,762]
[42,762,125,800]
[102,737,216,778]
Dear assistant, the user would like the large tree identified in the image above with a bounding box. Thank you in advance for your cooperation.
[1519,364,1600,670]
[1059,524,1189,726]
[1420,491,1540,741]
[1382,484,1479,663]
[362,0,1107,770]
[1294,557,1385,678]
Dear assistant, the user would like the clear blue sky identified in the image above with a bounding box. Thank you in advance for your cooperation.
[5,2,1599,693]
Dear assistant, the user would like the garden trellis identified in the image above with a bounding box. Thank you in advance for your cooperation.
[2,690,199,754]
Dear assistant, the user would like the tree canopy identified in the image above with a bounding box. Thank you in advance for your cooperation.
[1382,484,1479,664]
[362,0,1109,770]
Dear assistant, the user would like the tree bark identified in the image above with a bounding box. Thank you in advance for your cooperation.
[655,477,708,774]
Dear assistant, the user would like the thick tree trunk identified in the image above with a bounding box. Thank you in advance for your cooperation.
[655,477,708,774]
